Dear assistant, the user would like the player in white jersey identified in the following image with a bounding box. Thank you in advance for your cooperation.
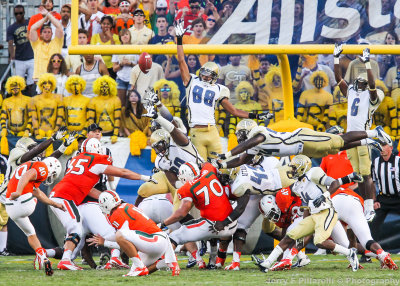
[254,155,362,272]
[333,44,388,222]
[174,20,271,160]
[212,119,389,169]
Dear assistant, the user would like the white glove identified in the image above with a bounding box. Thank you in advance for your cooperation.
[140,175,158,184]
[142,105,158,119]
[174,19,186,38]
[257,112,274,120]
[145,88,160,106]
[52,126,67,141]
[359,48,370,63]
[348,172,363,183]
[64,131,78,147]
[333,43,343,58]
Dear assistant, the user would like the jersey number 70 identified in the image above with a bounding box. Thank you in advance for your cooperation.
[195,178,224,206]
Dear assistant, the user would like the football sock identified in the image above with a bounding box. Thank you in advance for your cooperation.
[111,249,120,258]
[366,130,378,138]
[286,248,298,261]
[209,245,217,264]
[365,250,377,258]
[46,248,56,258]
[62,249,72,260]
[297,251,307,260]
[264,246,283,267]
[0,231,7,251]
[282,248,290,259]
[333,244,350,256]
[232,251,241,263]
[217,248,227,259]
[132,255,145,268]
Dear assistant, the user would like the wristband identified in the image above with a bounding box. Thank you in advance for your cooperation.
[337,79,344,86]
[368,87,376,91]
[323,191,330,198]
[338,175,351,186]
[57,144,67,153]
[221,161,227,169]
[177,37,182,45]
[334,57,339,65]
[248,112,257,119]
[140,175,150,181]
[365,62,371,70]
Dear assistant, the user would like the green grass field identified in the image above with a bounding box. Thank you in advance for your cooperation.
[0,254,399,285]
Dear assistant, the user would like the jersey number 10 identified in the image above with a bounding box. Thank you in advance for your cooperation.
[192,86,216,107]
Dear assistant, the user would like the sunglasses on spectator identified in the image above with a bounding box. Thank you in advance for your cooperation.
[160,88,171,92]
[52,59,63,63]
[134,13,145,17]
[207,18,216,23]
[157,7,167,11]
[190,5,200,9]
[15,12,24,15]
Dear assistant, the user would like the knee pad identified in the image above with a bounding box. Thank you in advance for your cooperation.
[66,233,81,246]
[233,228,247,242]
[366,240,375,251]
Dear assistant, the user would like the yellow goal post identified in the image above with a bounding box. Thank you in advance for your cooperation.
[70,0,400,131]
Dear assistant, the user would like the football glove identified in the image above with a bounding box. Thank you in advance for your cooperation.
[174,19,187,44]
[210,158,223,169]
[348,172,363,183]
[64,131,78,147]
[333,43,343,58]
[257,112,274,120]
[140,175,158,184]
[210,151,231,160]
[142,105,158,119]
[145,88,160,106]
[52,126,67,141]
[359,48,370,63]
[157,222,168,231]
[313,194,327,208]
[209,221,224,233]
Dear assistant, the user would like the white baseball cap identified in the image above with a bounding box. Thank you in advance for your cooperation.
[157,0,168,8]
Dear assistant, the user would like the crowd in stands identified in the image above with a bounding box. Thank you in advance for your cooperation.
[4,0,400,146]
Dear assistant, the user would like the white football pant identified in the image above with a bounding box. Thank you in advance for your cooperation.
[5,193,37,236]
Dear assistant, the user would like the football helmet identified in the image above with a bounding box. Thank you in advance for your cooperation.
[81,138,103,154]
[235,119,257,143]
[16,137,37,152]
[289,155,312,178]
[99,190,122,214]
[259,195,281,222]
[150,129,171,157]
[150,120,162,132]
[354,72,368,92]
[42,157,62,185]
[178,162,200,184]
[326,125,344,135]
[199,62,219,84]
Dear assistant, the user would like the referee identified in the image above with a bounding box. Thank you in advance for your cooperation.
[371,141,400,240]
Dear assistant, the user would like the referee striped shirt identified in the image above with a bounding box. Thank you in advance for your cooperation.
[372,154,400,197]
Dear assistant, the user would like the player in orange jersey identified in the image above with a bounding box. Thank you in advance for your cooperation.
[161,162,250,267]
[50,138,157,271]
[88,190,180,277]
[5,157,64,275]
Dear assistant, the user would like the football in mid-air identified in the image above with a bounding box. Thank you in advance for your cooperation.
[138,52,152,74]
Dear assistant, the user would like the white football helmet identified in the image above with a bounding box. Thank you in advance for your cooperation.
[178,162,200,184]
[259,195,281,222]
[42,157,62,185]
[16,137,37,152]
[81,138,103,154]
[99,190,122,214]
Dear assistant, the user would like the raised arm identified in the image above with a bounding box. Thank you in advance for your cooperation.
[175,20,191,86]
[29,10,49,42]
[47,12,64,39]
[333,43,348,97]
[359,48,378,102]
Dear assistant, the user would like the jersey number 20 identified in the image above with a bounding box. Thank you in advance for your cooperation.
[192,86,216,107]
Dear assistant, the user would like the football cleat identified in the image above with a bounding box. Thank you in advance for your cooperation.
[270,259,292,271]
[123,266,149,277]
[215,257,226,268]
[347,263,364,269]
[314,248,327,255]
[0,249,12,256]
[346,248,359,272]
[44,258,54,276]
[99,253,111,266]
[34,255,43,270]
[224,261,240,271]
[108,257,130,269]
[169,262,181,276]
[292,256,311,268]
[57,260,83,271]
[251,254,268,273]
[366,139,382,152]
[375,126,392,146]
[198,260,207,269]
[360,255,372,263]
[381,253,398,270]
[186,255,197,268]
[207,263,217,270]
[364,210,376,222]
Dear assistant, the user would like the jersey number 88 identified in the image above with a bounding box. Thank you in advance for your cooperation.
[192,86,216,107]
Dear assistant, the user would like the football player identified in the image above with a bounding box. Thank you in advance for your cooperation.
[253,155,362,272]
[334,44,385,221]
[160,162,250,267]
[174,20,271,160]
[88,191,180,277]
[5,157,64,275]
[49,138,157,270]
[212,119,390,168]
